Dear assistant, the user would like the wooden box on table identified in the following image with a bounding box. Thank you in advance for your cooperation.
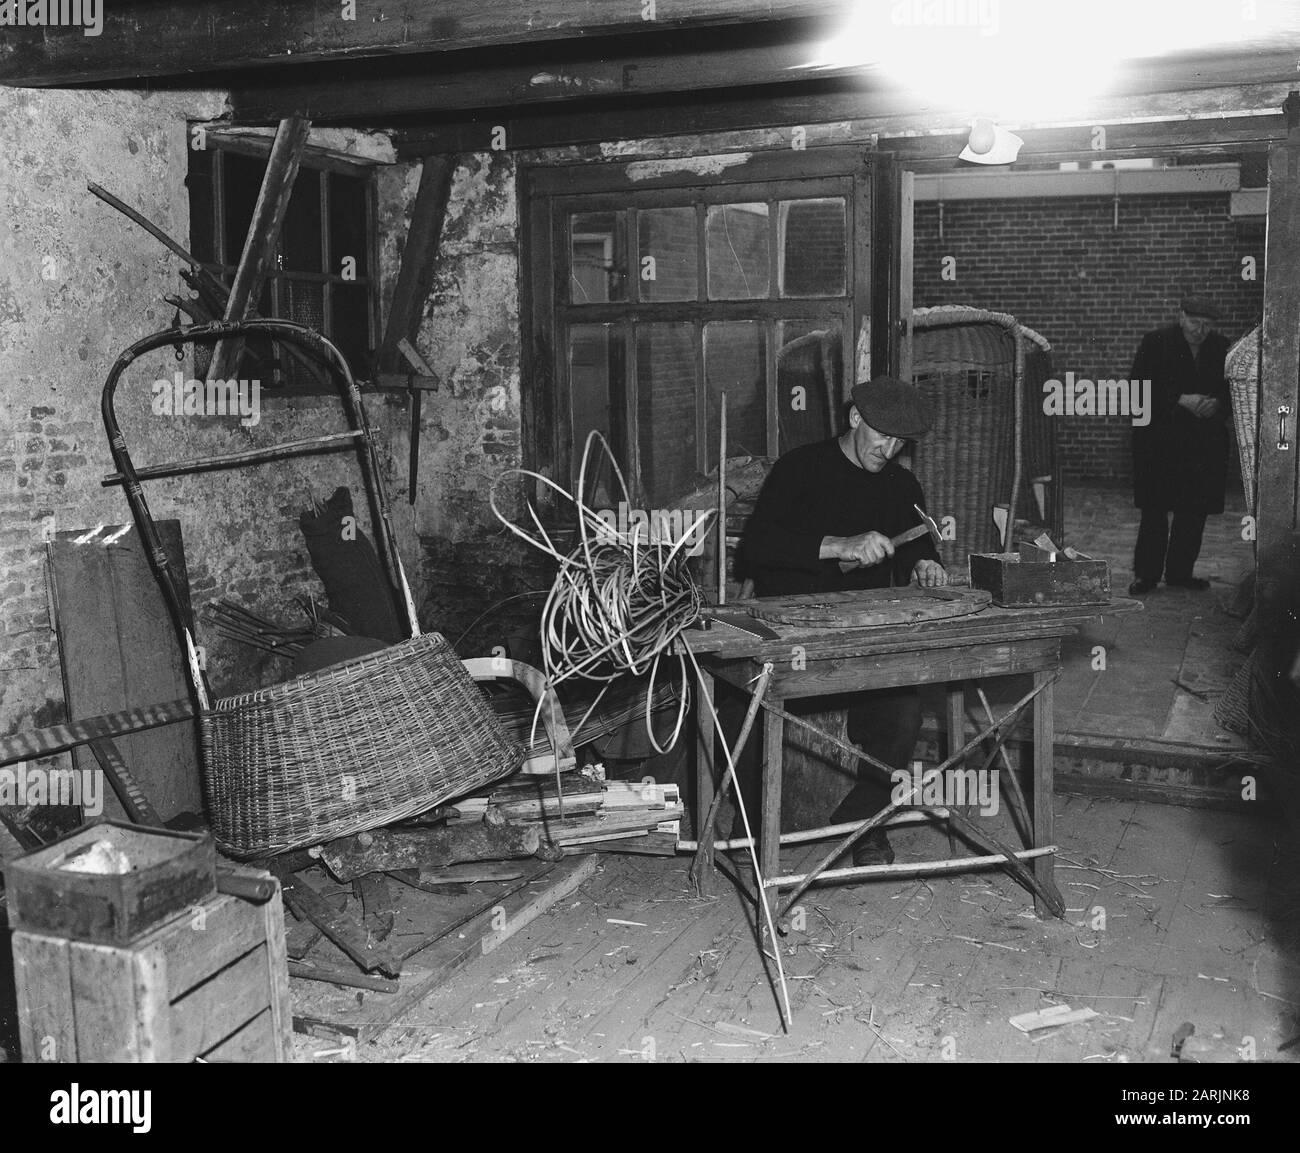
[968,547,1110,608]
[11,868,291,1062]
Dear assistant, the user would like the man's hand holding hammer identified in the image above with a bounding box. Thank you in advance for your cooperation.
[823,529,895,569]
[822,503,948,587]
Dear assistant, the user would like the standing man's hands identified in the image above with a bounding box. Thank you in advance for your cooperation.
[1178,393,1220,418]
[912,559,948,587]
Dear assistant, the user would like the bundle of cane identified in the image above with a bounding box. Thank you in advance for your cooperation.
[491,431,710,753]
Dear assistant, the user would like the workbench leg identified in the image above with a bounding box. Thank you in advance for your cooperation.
[761,707,784,882]
[945,681,965,856]
[1032,670,1055,918]
[695,666,717,896]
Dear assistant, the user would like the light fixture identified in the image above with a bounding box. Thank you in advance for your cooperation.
[959,119,1023,165]
[801,0,1289,122]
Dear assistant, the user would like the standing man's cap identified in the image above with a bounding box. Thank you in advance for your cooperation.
[1179,295,1221,321]
[850,377,934,439]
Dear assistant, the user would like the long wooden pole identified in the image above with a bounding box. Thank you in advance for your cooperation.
[102,430,363,486]
[717,391,727,605]
[0,699,194,769]
[766,845,1058,886]
[209,115,312,381]
[377,157,456,371]
[88,181,224,281]
[684,645,791,1032]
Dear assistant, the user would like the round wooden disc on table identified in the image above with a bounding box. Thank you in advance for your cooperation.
[738,586,992,627]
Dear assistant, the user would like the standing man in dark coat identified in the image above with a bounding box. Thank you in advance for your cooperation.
[1129,296,1231,594]
[736,377,945,865]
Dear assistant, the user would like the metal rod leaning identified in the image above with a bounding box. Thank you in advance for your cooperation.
[689,661,773,893]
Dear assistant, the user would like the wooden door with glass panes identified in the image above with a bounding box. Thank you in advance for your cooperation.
[525,149,879,511]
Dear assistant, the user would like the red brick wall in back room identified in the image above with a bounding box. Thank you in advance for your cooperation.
[911,192,1266,486]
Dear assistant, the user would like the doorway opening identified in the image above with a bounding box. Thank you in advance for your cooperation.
[905,149,1265,787]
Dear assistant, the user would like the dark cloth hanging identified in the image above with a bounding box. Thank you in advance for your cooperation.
[299,486,404,643]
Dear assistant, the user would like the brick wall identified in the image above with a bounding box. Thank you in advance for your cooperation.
[912,191,1265,483]
[376,153,538,654]
[0,89,421,755]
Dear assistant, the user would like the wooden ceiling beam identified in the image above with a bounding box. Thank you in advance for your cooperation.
[880,116,1289,167]
[393,82,1300,158]
[230,38,857,123]
[0,0,845,86]
[228,41,1300,127]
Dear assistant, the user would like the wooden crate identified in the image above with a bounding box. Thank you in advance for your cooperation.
[12,871,290,1063]
[7,821,216,946]
[968,550,1110,607]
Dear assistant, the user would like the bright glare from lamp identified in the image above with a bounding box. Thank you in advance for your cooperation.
[805,0,1292,121]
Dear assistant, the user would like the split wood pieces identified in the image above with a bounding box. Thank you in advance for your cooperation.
[1009,1004,1099,1033]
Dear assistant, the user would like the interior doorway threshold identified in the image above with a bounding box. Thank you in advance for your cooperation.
[1055,728,1269,811]
[918,719,1269,812]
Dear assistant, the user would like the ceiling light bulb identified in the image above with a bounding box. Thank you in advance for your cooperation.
[967,119,997,154]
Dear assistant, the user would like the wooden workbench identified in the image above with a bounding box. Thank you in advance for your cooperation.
[685,597,1141,916]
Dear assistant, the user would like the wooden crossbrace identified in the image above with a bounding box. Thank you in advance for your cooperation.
[760,674,1066,919]
[975,684,1034,842]
[689,661,773,894]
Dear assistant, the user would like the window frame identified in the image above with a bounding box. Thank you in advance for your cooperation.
[187,132,382,394]
[521,146,876,508]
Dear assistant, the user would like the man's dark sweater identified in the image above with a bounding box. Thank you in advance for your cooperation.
[729,435,940,834]
[742,437,941,596]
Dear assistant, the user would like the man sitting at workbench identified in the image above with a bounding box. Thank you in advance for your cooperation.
[737,377,946,866]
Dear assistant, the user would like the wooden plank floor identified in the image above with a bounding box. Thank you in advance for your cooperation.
[1055,480,1253,750]
[299,795,1300,1063]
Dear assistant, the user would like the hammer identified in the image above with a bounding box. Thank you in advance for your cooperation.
[838,504,942,571]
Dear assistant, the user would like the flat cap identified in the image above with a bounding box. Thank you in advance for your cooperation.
[1180,295,1221,321]
[850,377,934,439]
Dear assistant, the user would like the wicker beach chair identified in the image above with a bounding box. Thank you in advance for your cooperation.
[1225,323,1262,514]
[908,306,1060,573]
[101,319,524,857]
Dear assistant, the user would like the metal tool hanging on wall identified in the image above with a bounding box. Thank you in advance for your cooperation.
[373,156,457,506]
[397,336,439,503]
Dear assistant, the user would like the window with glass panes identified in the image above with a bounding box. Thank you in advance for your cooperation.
[526,153,869,510]
[187,137,379,392]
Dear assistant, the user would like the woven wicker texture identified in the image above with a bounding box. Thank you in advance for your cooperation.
[1213,655,1252,736]
[910,309,1015,570]
[202,631,524,858]
[909,307,1060,572]
[1225,324,1261,512]
[99,322,532,860]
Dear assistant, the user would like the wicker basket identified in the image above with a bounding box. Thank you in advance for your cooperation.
[102,320,525,858]
[909,306,1059,572]
[203,632,522,857]
[1225,324,1261,513]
